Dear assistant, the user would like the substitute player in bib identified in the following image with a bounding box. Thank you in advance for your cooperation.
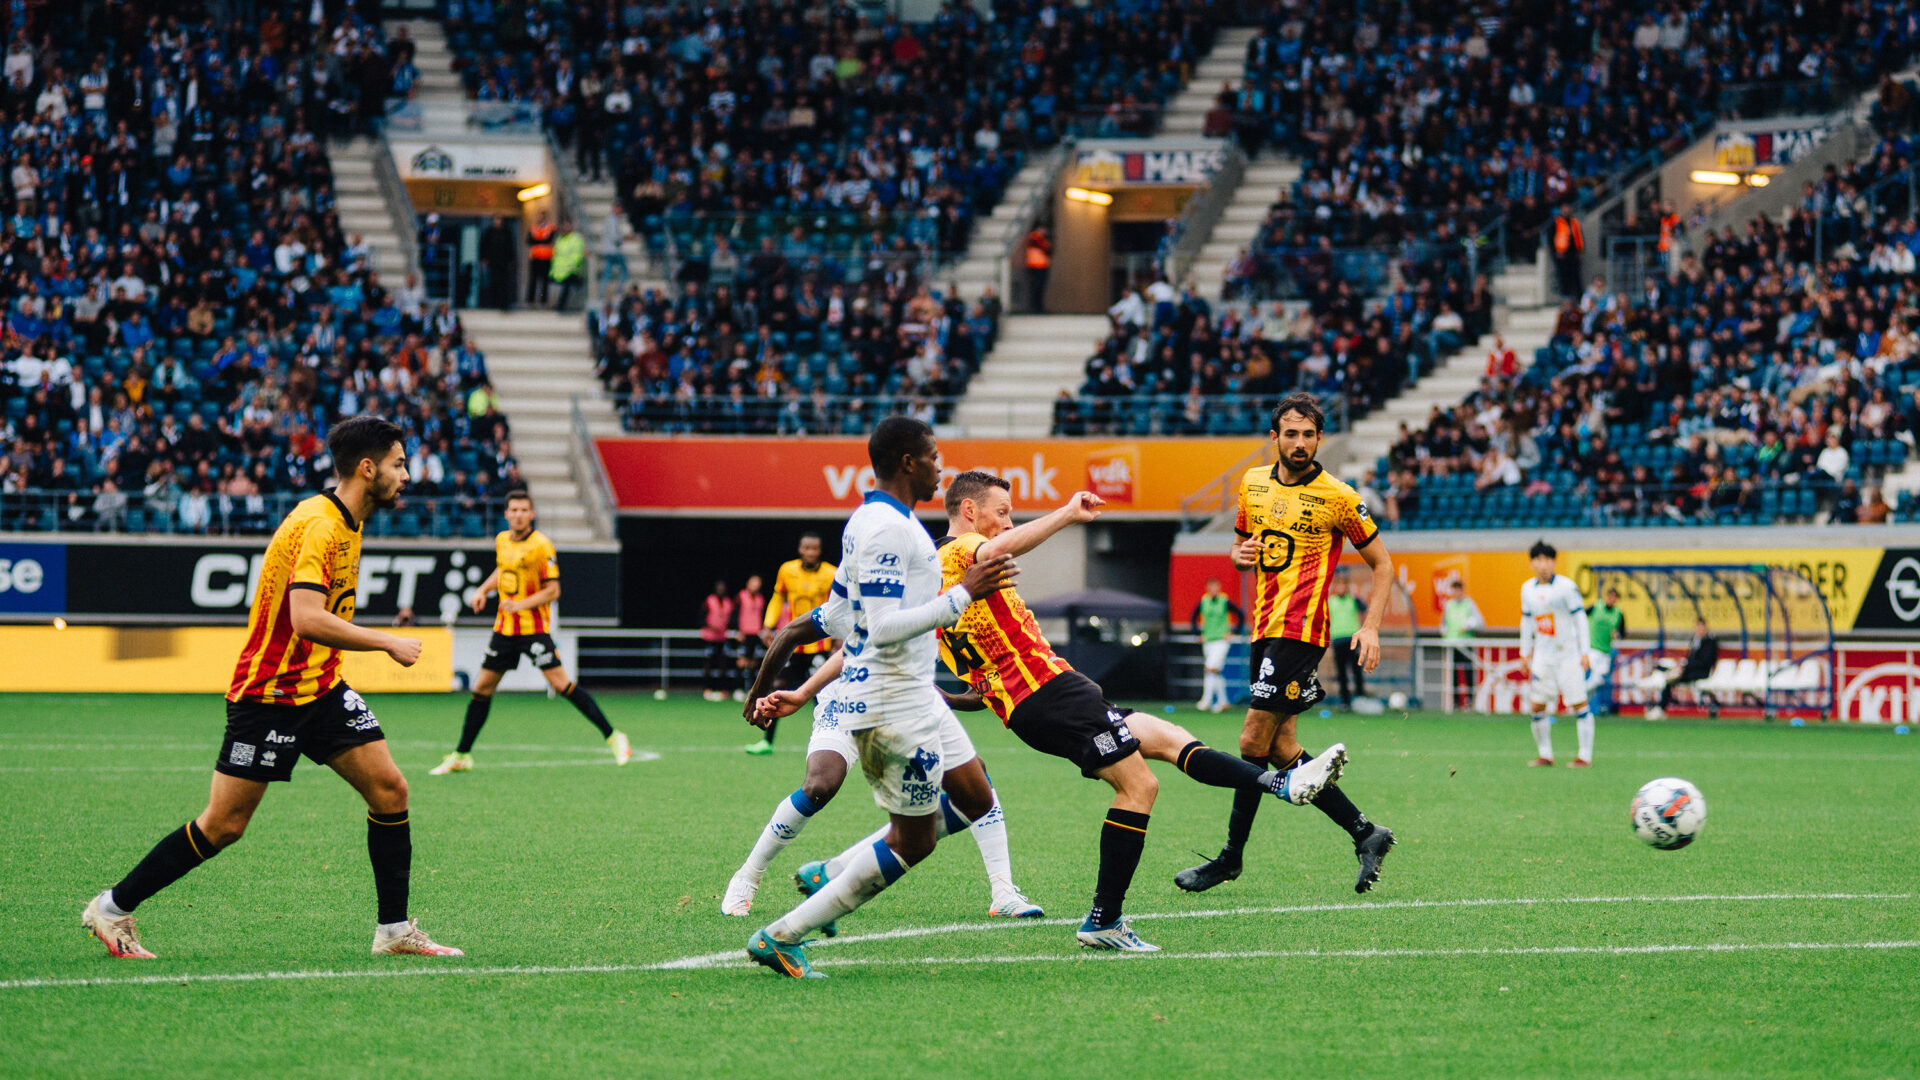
[1190,578,1245,712]
[746,418,1018,979]
[927,470,1337,951]
[749,534,837,755]
[430,491,630,773]
[81,417,461,960]
[1178,393,1399,896]
[1520,540,1595,767]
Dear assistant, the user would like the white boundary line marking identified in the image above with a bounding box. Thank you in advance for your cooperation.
[0,753,660,775]
[7,893,1907,991]
[5,939,1912,992]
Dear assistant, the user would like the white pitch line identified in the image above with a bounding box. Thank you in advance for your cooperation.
[4,939,1912,992]
[652,892,1914,969]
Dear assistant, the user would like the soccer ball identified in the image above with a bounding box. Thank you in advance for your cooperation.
[1387,692,1409,709]
[1630,777,1707,849]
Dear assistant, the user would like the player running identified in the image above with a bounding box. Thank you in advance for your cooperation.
[1520,540,1595,767]
[81,417,461,959]
[748,533,837,755]
[746,417,1018,979]
[1177,393,1400,896]
[429,490,630,774]
[1190,577,1245,712]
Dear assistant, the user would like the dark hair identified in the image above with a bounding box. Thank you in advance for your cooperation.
[1270,392,1325,434]
[798,532,821,544]
[945,469,1010,516]
[505,489,533,505]
[868,416,934,480]
[327,415,405,479]
[1529,540,1557,560]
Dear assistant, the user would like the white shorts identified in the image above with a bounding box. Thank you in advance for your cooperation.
[1527,653,1589,710]
[808,706,976,772]
[852,718,948,816]
[1202,639,1229,671]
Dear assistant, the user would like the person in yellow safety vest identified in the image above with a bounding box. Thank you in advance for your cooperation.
[550,220,586,311]
[1024,226,1051,313]
[526,214,556,306]
[1550,206,1584,300]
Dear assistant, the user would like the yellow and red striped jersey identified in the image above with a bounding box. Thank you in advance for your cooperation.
[228,493,362,704]
[494,529,559,635]
[765,557,837,655]
[1235,463,1378,647]
[935,532,1073,723]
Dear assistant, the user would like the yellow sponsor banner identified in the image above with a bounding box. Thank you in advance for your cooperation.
[1386,547,1878,632]
[0,626,452,694]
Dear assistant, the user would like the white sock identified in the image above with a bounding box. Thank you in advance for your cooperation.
[1575,707,1595,760]
[743,789,818,877]
[827,794,963,879]
[770,838,905,943]
[966,790,1016,896]
[1531,715,1554,759]
[377,920,412,937]
[98,889,130,919]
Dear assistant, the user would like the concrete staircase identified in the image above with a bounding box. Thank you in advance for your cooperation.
[944,156,1061,303]
[328,138,412,285]
[952,314,1110,438]
[1157,27,1257,138]
[564,167,669,300]
[1336,299,1559,477]
[455,309,616,543]
[389,19,469,136]
[1188,157,1299,299]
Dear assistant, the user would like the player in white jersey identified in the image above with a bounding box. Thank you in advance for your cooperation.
[721,580,1043,925]
[1519,540,1596,767]
[747,417,1017,979]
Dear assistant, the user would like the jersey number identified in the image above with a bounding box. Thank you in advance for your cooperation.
[945,631,987,675]
[1258,529,1295,573]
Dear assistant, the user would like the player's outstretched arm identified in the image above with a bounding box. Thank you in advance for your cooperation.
[289,589,421,666]
[941,686,987,711]
[978,491,1105,560]
[743,617,829,719]
[749,650,847,729]
[1351,537,1395,673]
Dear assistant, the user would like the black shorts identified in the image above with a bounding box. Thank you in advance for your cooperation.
[1248,637,1328,715]
[217,682,384,783]
[736,636,764,666]
[481,631,563,673]
[1006,671,1142,778]
[780,650,822,688]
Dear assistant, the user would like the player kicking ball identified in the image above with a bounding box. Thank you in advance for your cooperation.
[429,490,630,774]
[1520,540,1596,767]
[81,417,460,959]
[745,418,1018,978]
[1177,394,1398,896]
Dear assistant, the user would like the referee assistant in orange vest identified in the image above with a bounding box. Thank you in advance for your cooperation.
[1024,226,1051,313]
[1551,205,1584,300]
[526,212,556,306]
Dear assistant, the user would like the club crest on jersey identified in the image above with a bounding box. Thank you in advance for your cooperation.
[1285,681,1301,699]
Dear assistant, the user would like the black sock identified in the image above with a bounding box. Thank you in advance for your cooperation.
[1313,783,1375,841]
[456,693,492,754]
[1177,741,1279,794]
[562,682,614,738]
[1089,808,1150,927]
[111,821,220,912]
[367,810,411,925]
[1221,754,1270,858]
[764,714,778,745]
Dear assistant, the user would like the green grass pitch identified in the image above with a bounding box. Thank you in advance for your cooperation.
[2,691,1916,1079]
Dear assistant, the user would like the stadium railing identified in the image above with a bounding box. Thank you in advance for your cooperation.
[570,395,618,539]
[1164,142,1249,286]
[0,491,514,539]
[1385,472,1905,532]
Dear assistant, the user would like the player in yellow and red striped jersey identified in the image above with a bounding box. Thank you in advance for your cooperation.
[932,470,1343,951]
[429,490,631,775]
[81,416,462,961]
[1177,392,1401,898]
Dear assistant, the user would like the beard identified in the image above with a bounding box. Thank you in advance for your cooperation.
[373,481,405,509]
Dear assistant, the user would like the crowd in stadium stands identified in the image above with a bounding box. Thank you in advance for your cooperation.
[593,273,1002,435]
[1221,0,1920,301]
[1053,269,1496,436]
[0,2,516,537]
[436,0,1217,275]
[1378,171,1920,530]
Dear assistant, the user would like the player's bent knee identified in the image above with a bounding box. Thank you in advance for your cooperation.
[367,774,409,813]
